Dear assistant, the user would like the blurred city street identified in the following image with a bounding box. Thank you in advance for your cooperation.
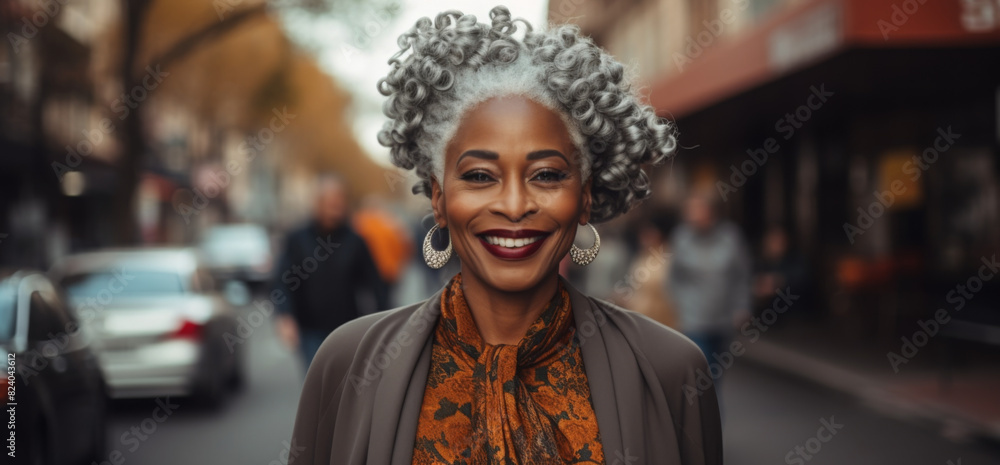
[721,361,1000,465]
[97,301,1000,465]
[3,0,999,463]
[104,299,304,465]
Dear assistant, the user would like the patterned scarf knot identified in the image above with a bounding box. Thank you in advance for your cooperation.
[411,273,605,465]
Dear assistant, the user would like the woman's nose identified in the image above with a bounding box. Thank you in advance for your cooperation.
[491,179,539,222]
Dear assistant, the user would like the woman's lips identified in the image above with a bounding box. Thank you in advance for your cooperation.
[477,229,550,260]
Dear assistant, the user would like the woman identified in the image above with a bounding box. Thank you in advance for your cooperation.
[288,6,722,465]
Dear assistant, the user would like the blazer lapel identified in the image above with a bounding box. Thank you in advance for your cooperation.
[563,278,627,461]
[366,288,443,464]
[390,326,434,465]
[597,304,649,464]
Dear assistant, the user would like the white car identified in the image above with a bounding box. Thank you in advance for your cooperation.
[198,224,273,289]
[49,248,244,406]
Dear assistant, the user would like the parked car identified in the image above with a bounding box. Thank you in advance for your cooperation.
[0,270,108,465]
[49,248,244,407]
[198,224,273,290]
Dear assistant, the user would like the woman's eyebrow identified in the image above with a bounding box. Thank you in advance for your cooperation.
[456,150,499,166]
[526,149,568,163]
[456,149,568,166]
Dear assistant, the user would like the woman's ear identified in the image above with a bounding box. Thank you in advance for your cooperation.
[580,178,592,225]
[430,177,446,228]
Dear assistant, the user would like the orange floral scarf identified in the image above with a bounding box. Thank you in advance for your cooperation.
[411,273,605,464]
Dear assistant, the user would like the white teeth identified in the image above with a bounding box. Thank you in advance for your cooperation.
[483,235,542,248]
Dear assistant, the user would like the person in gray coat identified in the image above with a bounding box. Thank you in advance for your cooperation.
[669,191,753,369]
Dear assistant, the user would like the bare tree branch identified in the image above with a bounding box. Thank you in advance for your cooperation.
[139,3,270,80]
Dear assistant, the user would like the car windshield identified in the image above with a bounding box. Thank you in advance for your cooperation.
[0,284,15,342]
[202,226,268,252]
[60,270,186,300]
[204,226,267,247]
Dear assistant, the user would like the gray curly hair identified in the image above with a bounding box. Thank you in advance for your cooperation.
[376,5,676,223]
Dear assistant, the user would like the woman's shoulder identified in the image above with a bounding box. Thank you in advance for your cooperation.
[588,297,708,373]
[307,299,433,389]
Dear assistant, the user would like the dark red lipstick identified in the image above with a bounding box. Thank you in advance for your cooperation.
[477,229,551,260]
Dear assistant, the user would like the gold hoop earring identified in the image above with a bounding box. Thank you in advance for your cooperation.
[423,224,452,269]
[570,223,600,266]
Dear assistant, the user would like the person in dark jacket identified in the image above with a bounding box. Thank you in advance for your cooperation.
[273,174,389,368]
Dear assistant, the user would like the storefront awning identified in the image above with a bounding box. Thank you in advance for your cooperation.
[650,0,1000,119]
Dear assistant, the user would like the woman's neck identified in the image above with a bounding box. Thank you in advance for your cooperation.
[458,270,560,346]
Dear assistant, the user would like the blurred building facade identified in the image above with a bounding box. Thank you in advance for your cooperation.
[1,0,394,270]
[1,0,118,267]
[550,0,1000,342]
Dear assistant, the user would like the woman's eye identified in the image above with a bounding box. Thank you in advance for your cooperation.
[533,170,569,183]
[460,170,494,183]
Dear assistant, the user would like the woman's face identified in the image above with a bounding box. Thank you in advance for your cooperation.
[431,95,591,293]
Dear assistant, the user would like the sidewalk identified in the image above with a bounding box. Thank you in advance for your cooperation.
[741,325,1000,443]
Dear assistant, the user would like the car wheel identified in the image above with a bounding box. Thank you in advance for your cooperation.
[194,350,227,409]
[227,353,246,392]
[198,368,227,408]
[193,333,232,408]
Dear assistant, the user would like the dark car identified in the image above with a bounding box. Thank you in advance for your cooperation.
[0,271,108,465]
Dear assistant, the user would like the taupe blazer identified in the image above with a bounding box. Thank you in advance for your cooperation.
[288,276,723,465]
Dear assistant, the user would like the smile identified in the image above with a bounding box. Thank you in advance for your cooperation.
[482,235,544,248]
[477,229,551,260]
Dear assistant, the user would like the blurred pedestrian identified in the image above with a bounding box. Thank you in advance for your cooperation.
[272,173,389,368]
[352,195,414,306]
[754,225,810,320]
[619,212,679,329]
[668,191,752,363]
